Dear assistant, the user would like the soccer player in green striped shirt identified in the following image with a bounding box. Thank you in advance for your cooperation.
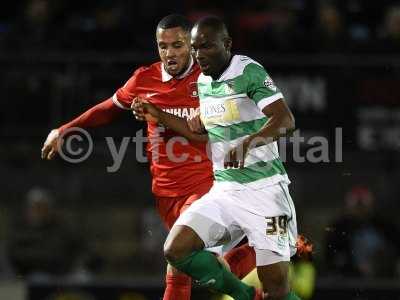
[134,16,301,300]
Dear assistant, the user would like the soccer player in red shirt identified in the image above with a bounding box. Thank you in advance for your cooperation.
[41,14,254,300]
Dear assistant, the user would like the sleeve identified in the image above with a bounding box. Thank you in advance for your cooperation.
[243,63,284,111]
[112,68,142,110]
[58,98,122,134]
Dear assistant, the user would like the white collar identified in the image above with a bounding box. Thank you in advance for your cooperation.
[217,55,238,82]
[161,56,194,82]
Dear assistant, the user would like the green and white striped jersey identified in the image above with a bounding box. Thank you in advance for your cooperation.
[198,55,290,190]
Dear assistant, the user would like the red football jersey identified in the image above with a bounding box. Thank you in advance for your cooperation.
[112,59,213,197]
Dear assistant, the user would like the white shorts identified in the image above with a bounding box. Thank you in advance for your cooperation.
[174,182,298,266]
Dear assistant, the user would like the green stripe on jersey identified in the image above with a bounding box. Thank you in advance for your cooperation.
[243,63,280,104]
[208,118,267,143]
[214,159,286,183]
[198,80,247,99]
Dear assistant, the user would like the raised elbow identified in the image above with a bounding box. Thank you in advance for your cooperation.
[280,111,295,135]
[287,112,295,132]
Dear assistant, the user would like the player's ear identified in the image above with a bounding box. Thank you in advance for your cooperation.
[184,31,191,44]
[224,37,232,53]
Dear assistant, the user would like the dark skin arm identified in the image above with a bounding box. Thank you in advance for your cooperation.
[187,111,207,134]
[132,99,208,143]
[224,99,295,169]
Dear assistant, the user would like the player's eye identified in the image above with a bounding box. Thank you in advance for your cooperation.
[199,43,211,50]
[173,42,183,48]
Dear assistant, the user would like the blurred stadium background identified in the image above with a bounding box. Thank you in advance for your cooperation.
[1,0,400,299]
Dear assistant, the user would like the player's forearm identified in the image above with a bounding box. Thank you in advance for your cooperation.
[246,112,295,147]
[158,111,208,143]
[58,98,122,134]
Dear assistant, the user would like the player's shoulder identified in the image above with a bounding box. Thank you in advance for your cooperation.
[132,61,162,77]
[222,55,264,81]
[236,56,271,84]
[123,61,162,89]
[236,55,264,74]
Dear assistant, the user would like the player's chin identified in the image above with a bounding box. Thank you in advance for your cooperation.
[199,65,211,75]
[165,65,182,76]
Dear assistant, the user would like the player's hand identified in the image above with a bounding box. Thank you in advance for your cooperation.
[131,97,146,121]
[187,109,206,133]
[224,138,251,169]
[131,98,159,122]
[41,129,62,160]
[295,234,313,261]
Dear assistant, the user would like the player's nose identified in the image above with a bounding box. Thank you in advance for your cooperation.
[166,48,176,58]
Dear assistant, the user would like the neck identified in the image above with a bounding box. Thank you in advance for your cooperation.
[211,54,232,80]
